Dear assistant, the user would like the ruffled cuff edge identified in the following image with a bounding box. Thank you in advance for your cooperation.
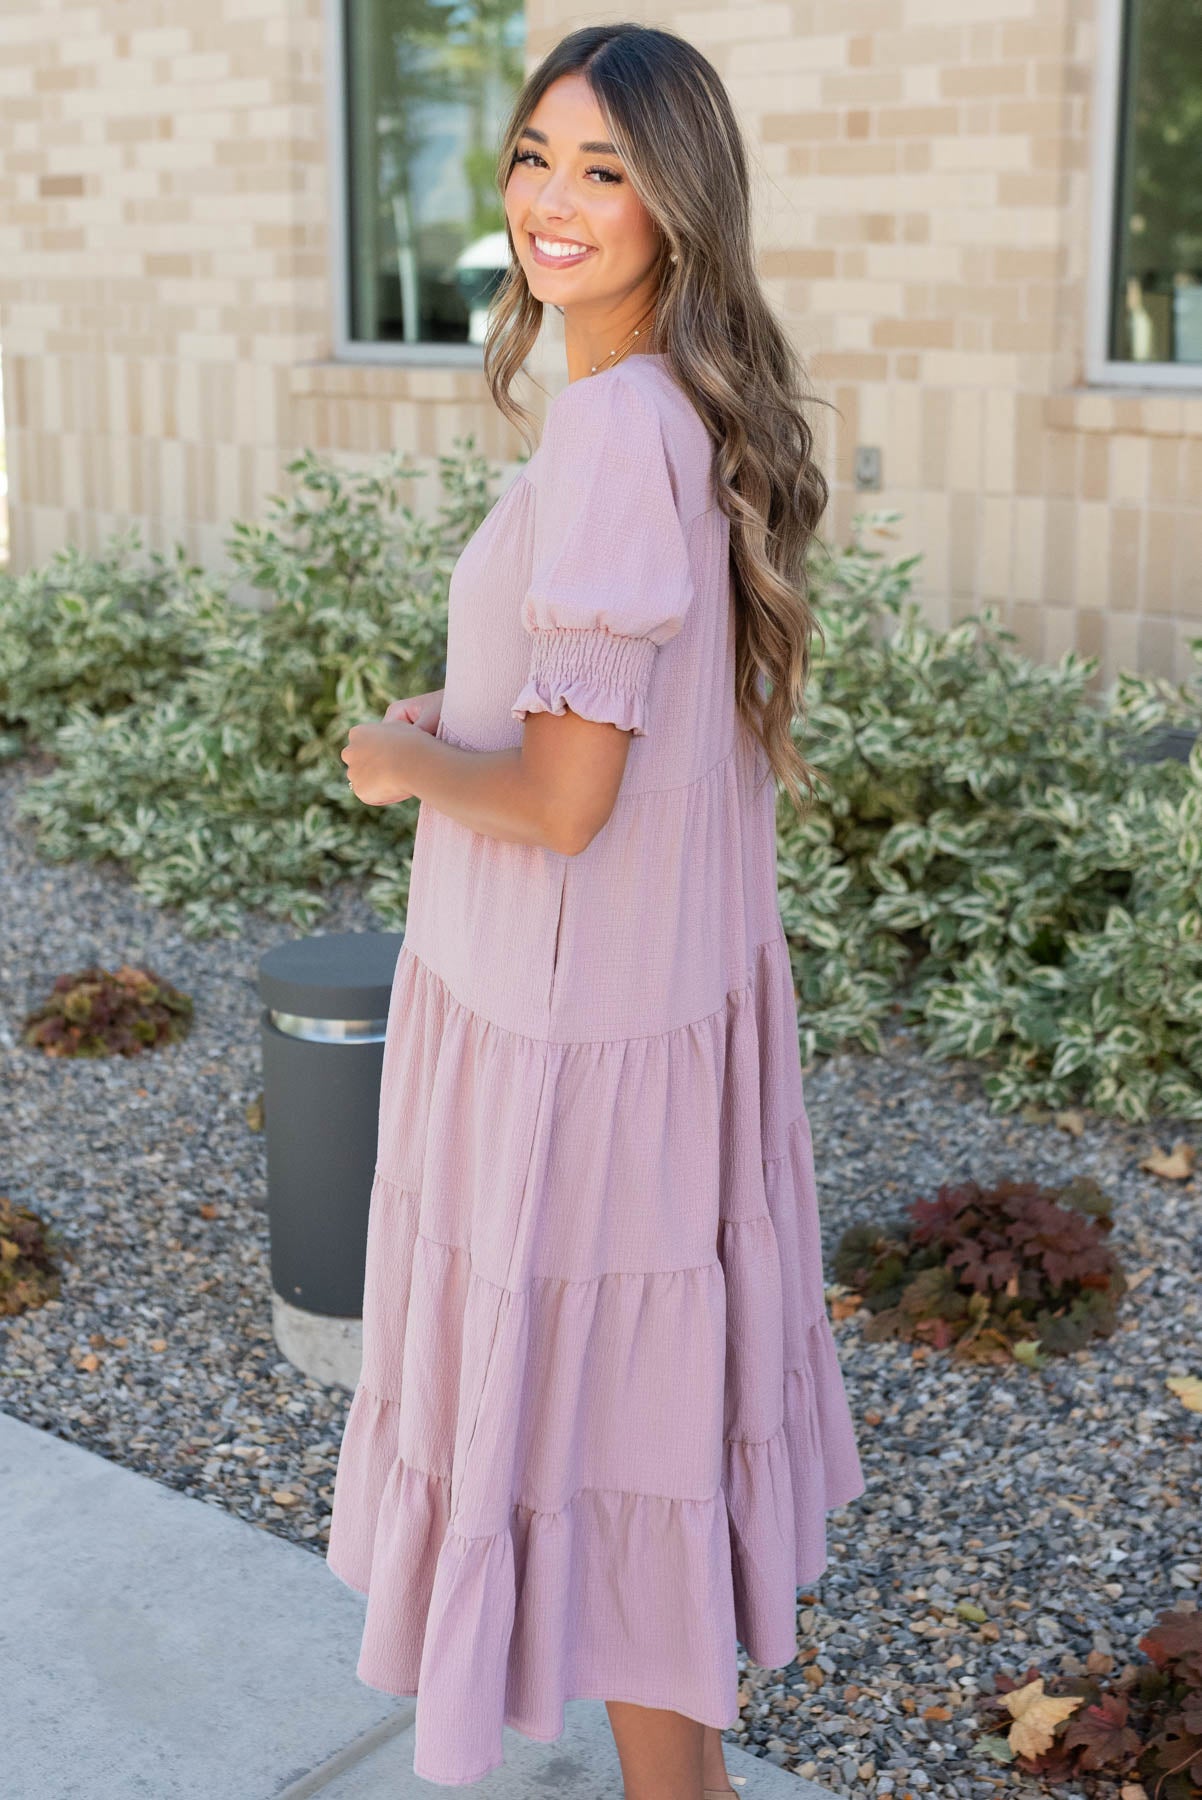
[511,625,658,737]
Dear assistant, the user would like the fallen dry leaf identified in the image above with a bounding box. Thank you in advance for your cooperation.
[1138,1141,1195,1181]
[149,1338,167,1353]
[198,1202,219,1220]
[271,1490,299,1507]
[1002,1678,1085,1760]
[1166,1375,1202,1413]
[1055,1110,1085,1137]
[76,1352,100,1373]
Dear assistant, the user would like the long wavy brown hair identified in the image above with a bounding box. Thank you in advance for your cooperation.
[483,21,831,815]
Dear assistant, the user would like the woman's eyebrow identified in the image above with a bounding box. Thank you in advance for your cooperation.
[518,125,619,155]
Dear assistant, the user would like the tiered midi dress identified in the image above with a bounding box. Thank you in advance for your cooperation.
[325,350,866,1787]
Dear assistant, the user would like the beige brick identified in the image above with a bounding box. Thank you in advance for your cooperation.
[1079,433,1108,502]
[1011,599,1044,659]
[939,63,1028,98]
[1148,436,1184,505]
[979,496,1013,598]
[877,103,958,136]
[998,98,1072,136]
[1074,608,1107,668]
[1108,509,1142,611]
[1173,517,1202,614]
[730,34,847,75]
[762,110,840,140]
[819,70,905,104]
[1145,511,1179,609]
[919,387,950,486]
[877,316,959,353]
[813,0,905,27]
[1042,429,1077,499]
[983,387,1015,492]
[676,4,793,40]
[1011,496,1045,600]
[1042,496,1075,607]
[948,489,977,593]
[1074,502,1111,610]
[1107,610,1141,675]
[932,136,1032,173]
[1137,617,1177,678]
[815,142,899,180]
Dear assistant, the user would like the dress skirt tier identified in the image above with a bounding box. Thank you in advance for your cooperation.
[326,354,866,1786]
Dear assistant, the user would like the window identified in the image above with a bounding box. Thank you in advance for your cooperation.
[1091,0,1202,384]
[329,0,525,360]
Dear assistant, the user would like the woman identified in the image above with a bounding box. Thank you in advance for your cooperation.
[330,21,866,1796]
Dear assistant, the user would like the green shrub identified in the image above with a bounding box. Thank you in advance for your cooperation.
[834,1173,1126,1363]
[782,511,1202,1121]
[9,442,494,938]
[22,962,193,1057]
[0,531,222,754]
[4,465,1200,1122]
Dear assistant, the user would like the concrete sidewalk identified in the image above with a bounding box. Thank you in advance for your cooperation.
[2,1411,831,1799]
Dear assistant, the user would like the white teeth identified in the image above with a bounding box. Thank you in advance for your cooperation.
[534,235,592,258]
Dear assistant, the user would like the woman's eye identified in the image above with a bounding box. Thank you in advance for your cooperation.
[510,149,621,184]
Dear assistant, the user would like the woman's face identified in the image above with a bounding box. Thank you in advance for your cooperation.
[504,72,662,316]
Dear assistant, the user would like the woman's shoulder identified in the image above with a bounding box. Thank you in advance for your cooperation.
[538,356,715,518]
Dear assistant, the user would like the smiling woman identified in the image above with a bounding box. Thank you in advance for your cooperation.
[326,20,861,1798]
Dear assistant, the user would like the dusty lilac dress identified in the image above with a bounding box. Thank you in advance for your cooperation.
[325,351,866,1786]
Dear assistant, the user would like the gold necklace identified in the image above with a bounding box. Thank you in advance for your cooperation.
[587,306,660,375]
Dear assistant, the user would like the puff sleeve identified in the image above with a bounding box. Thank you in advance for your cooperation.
[510,372,695,738]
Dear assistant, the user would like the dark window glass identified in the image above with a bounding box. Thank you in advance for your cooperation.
[343,0,525,347]
[1111,0,1202,364]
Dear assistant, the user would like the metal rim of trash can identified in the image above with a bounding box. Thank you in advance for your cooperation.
[267,1009,388,1044]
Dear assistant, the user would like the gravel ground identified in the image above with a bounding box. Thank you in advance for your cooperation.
[1,746,1199,1800]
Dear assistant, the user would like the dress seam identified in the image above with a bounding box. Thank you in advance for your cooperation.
[761,1111,811,1164]
[397,930,788,1049]
[349,1398,733,1521]
[375,1221,726,1294]
[352,1377,828,1504]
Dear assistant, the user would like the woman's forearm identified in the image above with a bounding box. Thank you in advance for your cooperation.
[397,728,557,850]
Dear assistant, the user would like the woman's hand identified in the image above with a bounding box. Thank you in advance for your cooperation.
[341,688,444,805]
[383,688,444,734]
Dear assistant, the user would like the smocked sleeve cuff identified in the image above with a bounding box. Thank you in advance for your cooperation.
[511,625,658,737]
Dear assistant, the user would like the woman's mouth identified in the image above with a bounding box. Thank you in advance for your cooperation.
[529,231,597,269]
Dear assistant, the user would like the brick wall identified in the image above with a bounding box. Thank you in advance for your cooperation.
[690,0,1202,685]
[1,0,1199,685]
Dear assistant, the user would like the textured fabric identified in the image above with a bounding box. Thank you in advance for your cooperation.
[325,352,866,1788]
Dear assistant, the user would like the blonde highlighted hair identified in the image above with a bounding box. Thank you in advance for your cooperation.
[484,20,831,815]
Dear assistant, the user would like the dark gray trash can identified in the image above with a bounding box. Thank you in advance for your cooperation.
[257,929,404,1388]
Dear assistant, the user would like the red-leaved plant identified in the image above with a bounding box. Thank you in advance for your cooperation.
[834,1174,1126,1362]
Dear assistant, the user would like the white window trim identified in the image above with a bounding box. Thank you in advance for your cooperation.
[322,0,486,368]
[1087,0,1202,390]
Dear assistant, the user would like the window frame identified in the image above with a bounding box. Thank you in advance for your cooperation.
[322,0,489,368]
[1087,0,1202,390]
